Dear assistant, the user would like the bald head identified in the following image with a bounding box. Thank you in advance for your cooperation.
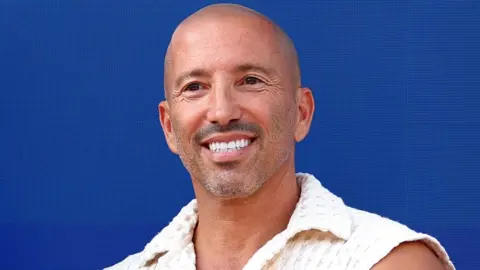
[163,4,300,99]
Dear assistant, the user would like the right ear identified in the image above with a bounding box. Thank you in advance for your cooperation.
[158,100,178,154]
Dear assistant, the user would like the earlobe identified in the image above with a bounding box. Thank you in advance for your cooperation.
[158,101,178,154]
[294,87,315,142]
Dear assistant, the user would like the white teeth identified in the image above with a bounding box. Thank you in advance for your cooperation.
[208,139,251,152]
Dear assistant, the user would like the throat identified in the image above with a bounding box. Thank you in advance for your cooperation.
[192,165,301,269]
[193,193,299,269]
[193,219,275,270]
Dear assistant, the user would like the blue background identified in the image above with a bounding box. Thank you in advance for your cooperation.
[1,1,479,269]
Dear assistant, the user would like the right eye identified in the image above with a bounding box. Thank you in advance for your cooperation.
[184,83,204,92]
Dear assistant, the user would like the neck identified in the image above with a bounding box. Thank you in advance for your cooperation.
[192,161,300,270]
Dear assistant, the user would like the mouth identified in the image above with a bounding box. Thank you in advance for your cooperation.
[200,135,258,163]
[201,138,256,152]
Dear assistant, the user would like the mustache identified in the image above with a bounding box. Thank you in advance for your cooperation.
[194,121,261,143]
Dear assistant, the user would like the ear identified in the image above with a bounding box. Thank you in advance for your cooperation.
[158,100,178,154]
[294,87,315,142]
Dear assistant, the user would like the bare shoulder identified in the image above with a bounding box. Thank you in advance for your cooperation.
[372,241,446,270]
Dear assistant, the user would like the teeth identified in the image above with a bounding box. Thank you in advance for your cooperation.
[209,139,251,152]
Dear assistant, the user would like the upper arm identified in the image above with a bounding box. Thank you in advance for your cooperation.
[372,241,446,270]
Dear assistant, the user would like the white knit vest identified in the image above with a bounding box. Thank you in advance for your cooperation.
[105,173,455,270]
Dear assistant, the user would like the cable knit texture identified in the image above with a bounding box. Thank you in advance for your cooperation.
[105,173,455,270]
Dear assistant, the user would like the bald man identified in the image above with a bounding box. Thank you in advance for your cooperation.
[105,4,454,270]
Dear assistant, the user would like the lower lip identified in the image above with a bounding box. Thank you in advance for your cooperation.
[202,141,255,163]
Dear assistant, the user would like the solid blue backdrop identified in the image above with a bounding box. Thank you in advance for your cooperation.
[1,0,479,269]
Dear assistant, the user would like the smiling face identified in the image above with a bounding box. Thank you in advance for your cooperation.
[159,6,314,198]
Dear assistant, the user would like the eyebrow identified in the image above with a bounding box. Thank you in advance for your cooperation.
[234,64,276,78]
[174,69,210,90]
[173,63,276,89]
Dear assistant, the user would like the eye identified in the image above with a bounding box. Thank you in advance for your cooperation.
[243,76,263,85]
[184,82,204,92]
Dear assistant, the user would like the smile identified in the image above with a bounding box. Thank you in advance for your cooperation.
[200,134,257,163]
[208,139,251,152]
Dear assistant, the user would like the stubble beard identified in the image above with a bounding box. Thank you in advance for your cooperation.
[184,143,292,198]
[172,102,295,198]
[201,160,269,198]
[176,137,275,198]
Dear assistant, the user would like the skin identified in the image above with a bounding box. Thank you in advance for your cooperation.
[161,4,303,200]
[158,4,445,270]
[372,241,446,270]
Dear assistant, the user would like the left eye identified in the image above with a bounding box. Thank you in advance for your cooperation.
[243,76,262,85]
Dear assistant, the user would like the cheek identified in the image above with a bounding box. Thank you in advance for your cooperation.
[242,94,296,139]
[170,106,204,145]
[242,98,273,127]
[271,103,296,140]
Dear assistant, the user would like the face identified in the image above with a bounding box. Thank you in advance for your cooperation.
[160,17,314,198]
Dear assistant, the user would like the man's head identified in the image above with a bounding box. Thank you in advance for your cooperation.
[159,4,315,198]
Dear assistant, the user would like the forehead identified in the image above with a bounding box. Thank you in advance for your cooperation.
[169,18,284,76]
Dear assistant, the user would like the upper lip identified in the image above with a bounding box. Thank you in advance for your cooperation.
[200,132,256,145]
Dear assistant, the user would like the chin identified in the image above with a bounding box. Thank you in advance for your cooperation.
[202,171,266,198]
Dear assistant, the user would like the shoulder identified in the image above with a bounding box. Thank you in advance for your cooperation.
[291,174,454,269]
[103,252,143,270]
[372,241,449,270]
[344,207,454,269]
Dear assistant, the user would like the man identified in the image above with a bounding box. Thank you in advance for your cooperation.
[106,3,454,270]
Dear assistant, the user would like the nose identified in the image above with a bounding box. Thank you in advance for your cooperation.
[206,83,242,126]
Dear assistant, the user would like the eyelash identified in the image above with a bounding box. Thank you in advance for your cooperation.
[241,76,264,85]
[183,82,204,92]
